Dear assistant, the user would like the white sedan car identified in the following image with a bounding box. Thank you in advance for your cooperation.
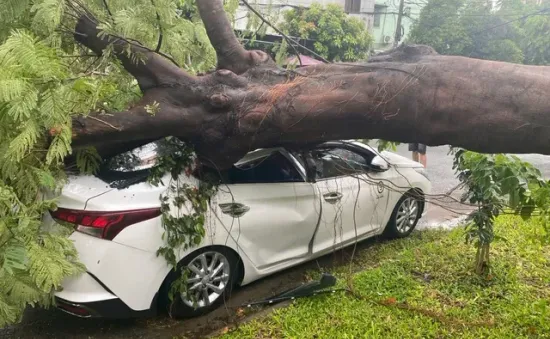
[44,140,430,319]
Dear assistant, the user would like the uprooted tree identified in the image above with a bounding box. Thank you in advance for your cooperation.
[1,0,550,327]
[70,1,550,170]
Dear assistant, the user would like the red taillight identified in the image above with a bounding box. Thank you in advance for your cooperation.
[50,208,161,240]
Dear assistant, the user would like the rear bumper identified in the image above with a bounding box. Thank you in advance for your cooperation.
[55,271,117,304]
[62,231,171,312]
[55,271,158,318]
[55,296,156,319]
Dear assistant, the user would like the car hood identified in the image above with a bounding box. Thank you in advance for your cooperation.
[379,151,423,168]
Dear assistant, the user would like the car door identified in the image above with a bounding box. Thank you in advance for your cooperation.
[343,144,394,233]
[308,145,386,252]
[213,149,321,269]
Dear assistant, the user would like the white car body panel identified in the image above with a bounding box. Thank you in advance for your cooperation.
[313,175,380,251]
[56,270,118,303]
[378,151,424,168]
[215,182,319,268]
[57,175,114,209]
[62,226,260,311]
[51,141,431,315]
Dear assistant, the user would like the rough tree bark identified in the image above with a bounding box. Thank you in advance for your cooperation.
[70,0,550,170]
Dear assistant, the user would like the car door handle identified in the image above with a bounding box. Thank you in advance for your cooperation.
[219,203,250,218]
[323,192,343,204]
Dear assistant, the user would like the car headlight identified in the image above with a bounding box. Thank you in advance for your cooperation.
[414,167,430,180]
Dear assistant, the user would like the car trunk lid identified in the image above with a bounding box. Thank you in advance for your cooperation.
[41,175,115,232]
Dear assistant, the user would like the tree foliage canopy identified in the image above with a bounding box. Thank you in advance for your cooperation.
[0,0,239,326]
[281,3,373,62]
[408,0,550,64]
[521,11,550,65]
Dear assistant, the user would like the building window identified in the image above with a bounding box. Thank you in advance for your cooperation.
[345,0,361,14]
[374,5,385,28]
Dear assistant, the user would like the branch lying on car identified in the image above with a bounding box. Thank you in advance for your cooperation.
[69,0,550,170]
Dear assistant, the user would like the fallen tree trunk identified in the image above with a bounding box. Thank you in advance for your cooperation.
[69,0,550,169]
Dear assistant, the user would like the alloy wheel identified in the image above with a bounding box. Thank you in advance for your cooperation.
[395,197,419,233]
[181,251,231,308]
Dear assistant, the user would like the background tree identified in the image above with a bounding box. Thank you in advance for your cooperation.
[280,3,373,62]
[407,0,471,56]
[408,0,548,64]
[521,13,550,65]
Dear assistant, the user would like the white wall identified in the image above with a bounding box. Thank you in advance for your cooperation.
[234,0,375,32]
[351,0,376,30]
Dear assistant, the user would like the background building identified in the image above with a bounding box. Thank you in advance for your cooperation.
[234,0,427,55]
[234,0,375,32]
[371,0,426,51]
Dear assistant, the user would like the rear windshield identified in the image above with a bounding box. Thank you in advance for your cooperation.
[105,141,163,172]
[95,138,177,188]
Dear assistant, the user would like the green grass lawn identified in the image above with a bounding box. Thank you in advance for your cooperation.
[218,216,550,338]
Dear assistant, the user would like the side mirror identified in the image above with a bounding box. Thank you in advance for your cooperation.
[371,155,389,171]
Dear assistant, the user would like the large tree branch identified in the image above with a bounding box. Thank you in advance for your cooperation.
[69,45,550,170]
[67,0,550,172]
[71,94,203,149]
[236,54,550,159]
[196,0,273,74]
[74,13,189,91]
[69,69,249,160]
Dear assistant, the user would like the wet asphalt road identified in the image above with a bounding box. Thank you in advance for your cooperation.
[3,144,550,339]
[393,144,550,194]
[393,144,550,228]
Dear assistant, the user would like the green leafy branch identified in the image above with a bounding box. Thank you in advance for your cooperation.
[452,148,550,274]
[148,137,218,304]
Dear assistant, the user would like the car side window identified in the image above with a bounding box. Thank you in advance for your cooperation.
[311,148,370,180]
[227,151,304,184]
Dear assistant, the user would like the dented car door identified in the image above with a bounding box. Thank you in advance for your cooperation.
[214,149,321,269]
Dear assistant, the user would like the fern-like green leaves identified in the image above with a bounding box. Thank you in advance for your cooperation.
[0,0,241,328]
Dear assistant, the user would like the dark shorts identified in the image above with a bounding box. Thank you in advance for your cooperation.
[409,143,426,154]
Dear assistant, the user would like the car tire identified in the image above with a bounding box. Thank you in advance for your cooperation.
[383,191,423,239]
[159,247,239,319]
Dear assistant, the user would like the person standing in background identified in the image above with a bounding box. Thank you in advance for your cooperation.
[409,143,427,167]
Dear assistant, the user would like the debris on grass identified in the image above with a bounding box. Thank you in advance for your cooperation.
[217,216,550,338]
